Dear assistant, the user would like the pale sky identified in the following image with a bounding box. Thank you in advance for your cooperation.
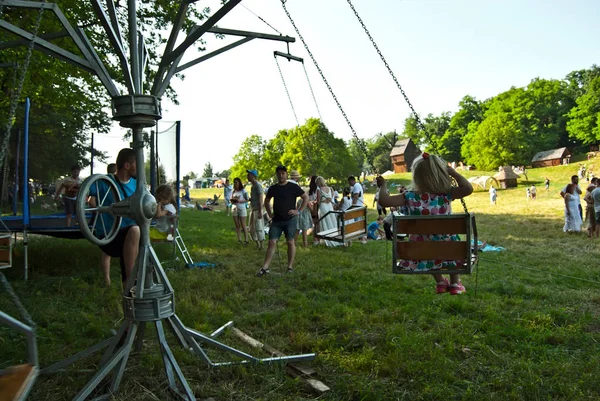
[87,0,600,178]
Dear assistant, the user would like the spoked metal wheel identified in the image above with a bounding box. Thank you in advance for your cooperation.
[76,174,123,246]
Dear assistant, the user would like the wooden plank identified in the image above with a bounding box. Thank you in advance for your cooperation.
[396,241,469,261]
[0,249,10,261]
[231,328,328,394]
[344,208,366,221]
[0,364,36,401]
[345,221,366,235]
[396,216,467,235]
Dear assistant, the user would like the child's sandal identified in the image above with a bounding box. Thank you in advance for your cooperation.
[256,268,270,277]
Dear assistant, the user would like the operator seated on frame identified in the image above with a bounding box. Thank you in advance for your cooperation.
[377,152,473,295]
[150,184,177,241]
[89,148,140,287]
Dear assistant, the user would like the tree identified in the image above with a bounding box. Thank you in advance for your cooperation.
[278,119,357,182]
[215,169,231,179]
[202,162,213,178]
[444,96,486,163]
[230,134,266,180]
[567,75,600,145]
[0,1,212,182]
[186,171,198,180]
[366,131,398,173]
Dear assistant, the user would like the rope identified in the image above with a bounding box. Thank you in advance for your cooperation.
[240,3,282,35]
[0,2,47,175]
[345,0,469,213]
[301,62,322,121]
[280,0,376,175]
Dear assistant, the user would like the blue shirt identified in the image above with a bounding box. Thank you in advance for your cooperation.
[224,184,233,200]
[368,221,380,235]
[89,175,137,237]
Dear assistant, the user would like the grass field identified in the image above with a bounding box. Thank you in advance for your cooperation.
[1,162,600,401]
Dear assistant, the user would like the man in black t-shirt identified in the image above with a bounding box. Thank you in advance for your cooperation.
[257,165,309,276]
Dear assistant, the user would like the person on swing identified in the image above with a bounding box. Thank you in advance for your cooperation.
[377,152,473,295]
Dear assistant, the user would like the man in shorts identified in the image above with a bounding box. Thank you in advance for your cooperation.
[89,148,140,287]
[55,164,82,227]
[257,165,309,276]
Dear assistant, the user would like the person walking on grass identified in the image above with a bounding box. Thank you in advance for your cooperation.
[247,169,265,250]
[231,177,249,244]
[257,165,309,276]
[377,152,473,295]
[489,186,497,205]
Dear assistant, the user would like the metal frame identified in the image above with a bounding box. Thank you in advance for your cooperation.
[0,1,314,399]
[315,206,368,244]
[392,213,478,275]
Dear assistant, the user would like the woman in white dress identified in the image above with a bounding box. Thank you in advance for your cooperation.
[564,183,583,233]
[315,176,342,247]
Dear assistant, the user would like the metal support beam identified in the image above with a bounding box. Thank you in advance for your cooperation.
[0,31,70,50]
[161,0,243,66]
[90,0,134,93]
[274,50,303,63]
[207,27,296,43]
[174,37,253,74]
[0,20,94,73]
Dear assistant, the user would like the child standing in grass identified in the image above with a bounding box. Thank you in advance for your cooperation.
[377,153,473,295]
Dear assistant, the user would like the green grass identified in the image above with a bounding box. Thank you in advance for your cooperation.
[2,161,600,400]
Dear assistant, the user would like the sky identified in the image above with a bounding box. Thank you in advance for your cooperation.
[86,0,600,178]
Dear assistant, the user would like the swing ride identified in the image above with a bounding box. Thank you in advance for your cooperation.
[0,0,479,399]
[0,1,315,400]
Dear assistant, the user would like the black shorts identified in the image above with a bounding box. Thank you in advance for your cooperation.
[64,197,77,215]
[99,226,135,283]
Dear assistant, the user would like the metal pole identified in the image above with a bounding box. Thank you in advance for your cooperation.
[12,128,21,215]
[128,0,140,94]
[150,129,156,194]
[90,131,94,175]
[175,121,181,212]
[23,98,30,280]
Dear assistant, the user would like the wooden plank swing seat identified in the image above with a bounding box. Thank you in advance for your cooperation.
[392,213,478,275]
[0,364,37,401]
[315,206,368,244]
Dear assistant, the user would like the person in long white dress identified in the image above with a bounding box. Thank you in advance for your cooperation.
[315,176,343,247]
[564,183,583,232]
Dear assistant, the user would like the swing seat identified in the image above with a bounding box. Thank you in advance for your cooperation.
[0,234,13,269]
[392,213,478,275]
[315,206,367,244]
[0,364,37,401]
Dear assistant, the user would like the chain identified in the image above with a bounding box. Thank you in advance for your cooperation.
[274,56,299,126]
[0,2,47,174]
[301,62,321,121]
[280,0,377,175]
[0,272,36,328]
[346,0,468,213]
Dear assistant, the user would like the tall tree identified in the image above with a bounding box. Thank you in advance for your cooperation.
[567,75,600,145]
[367,131,398,173]
[202,162,213,178]
[445,95,486,163]
[230,134,266,180]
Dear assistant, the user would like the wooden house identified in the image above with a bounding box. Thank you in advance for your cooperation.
[493,166,520,189]
[390,138,421,173]
[531,147,571,168]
